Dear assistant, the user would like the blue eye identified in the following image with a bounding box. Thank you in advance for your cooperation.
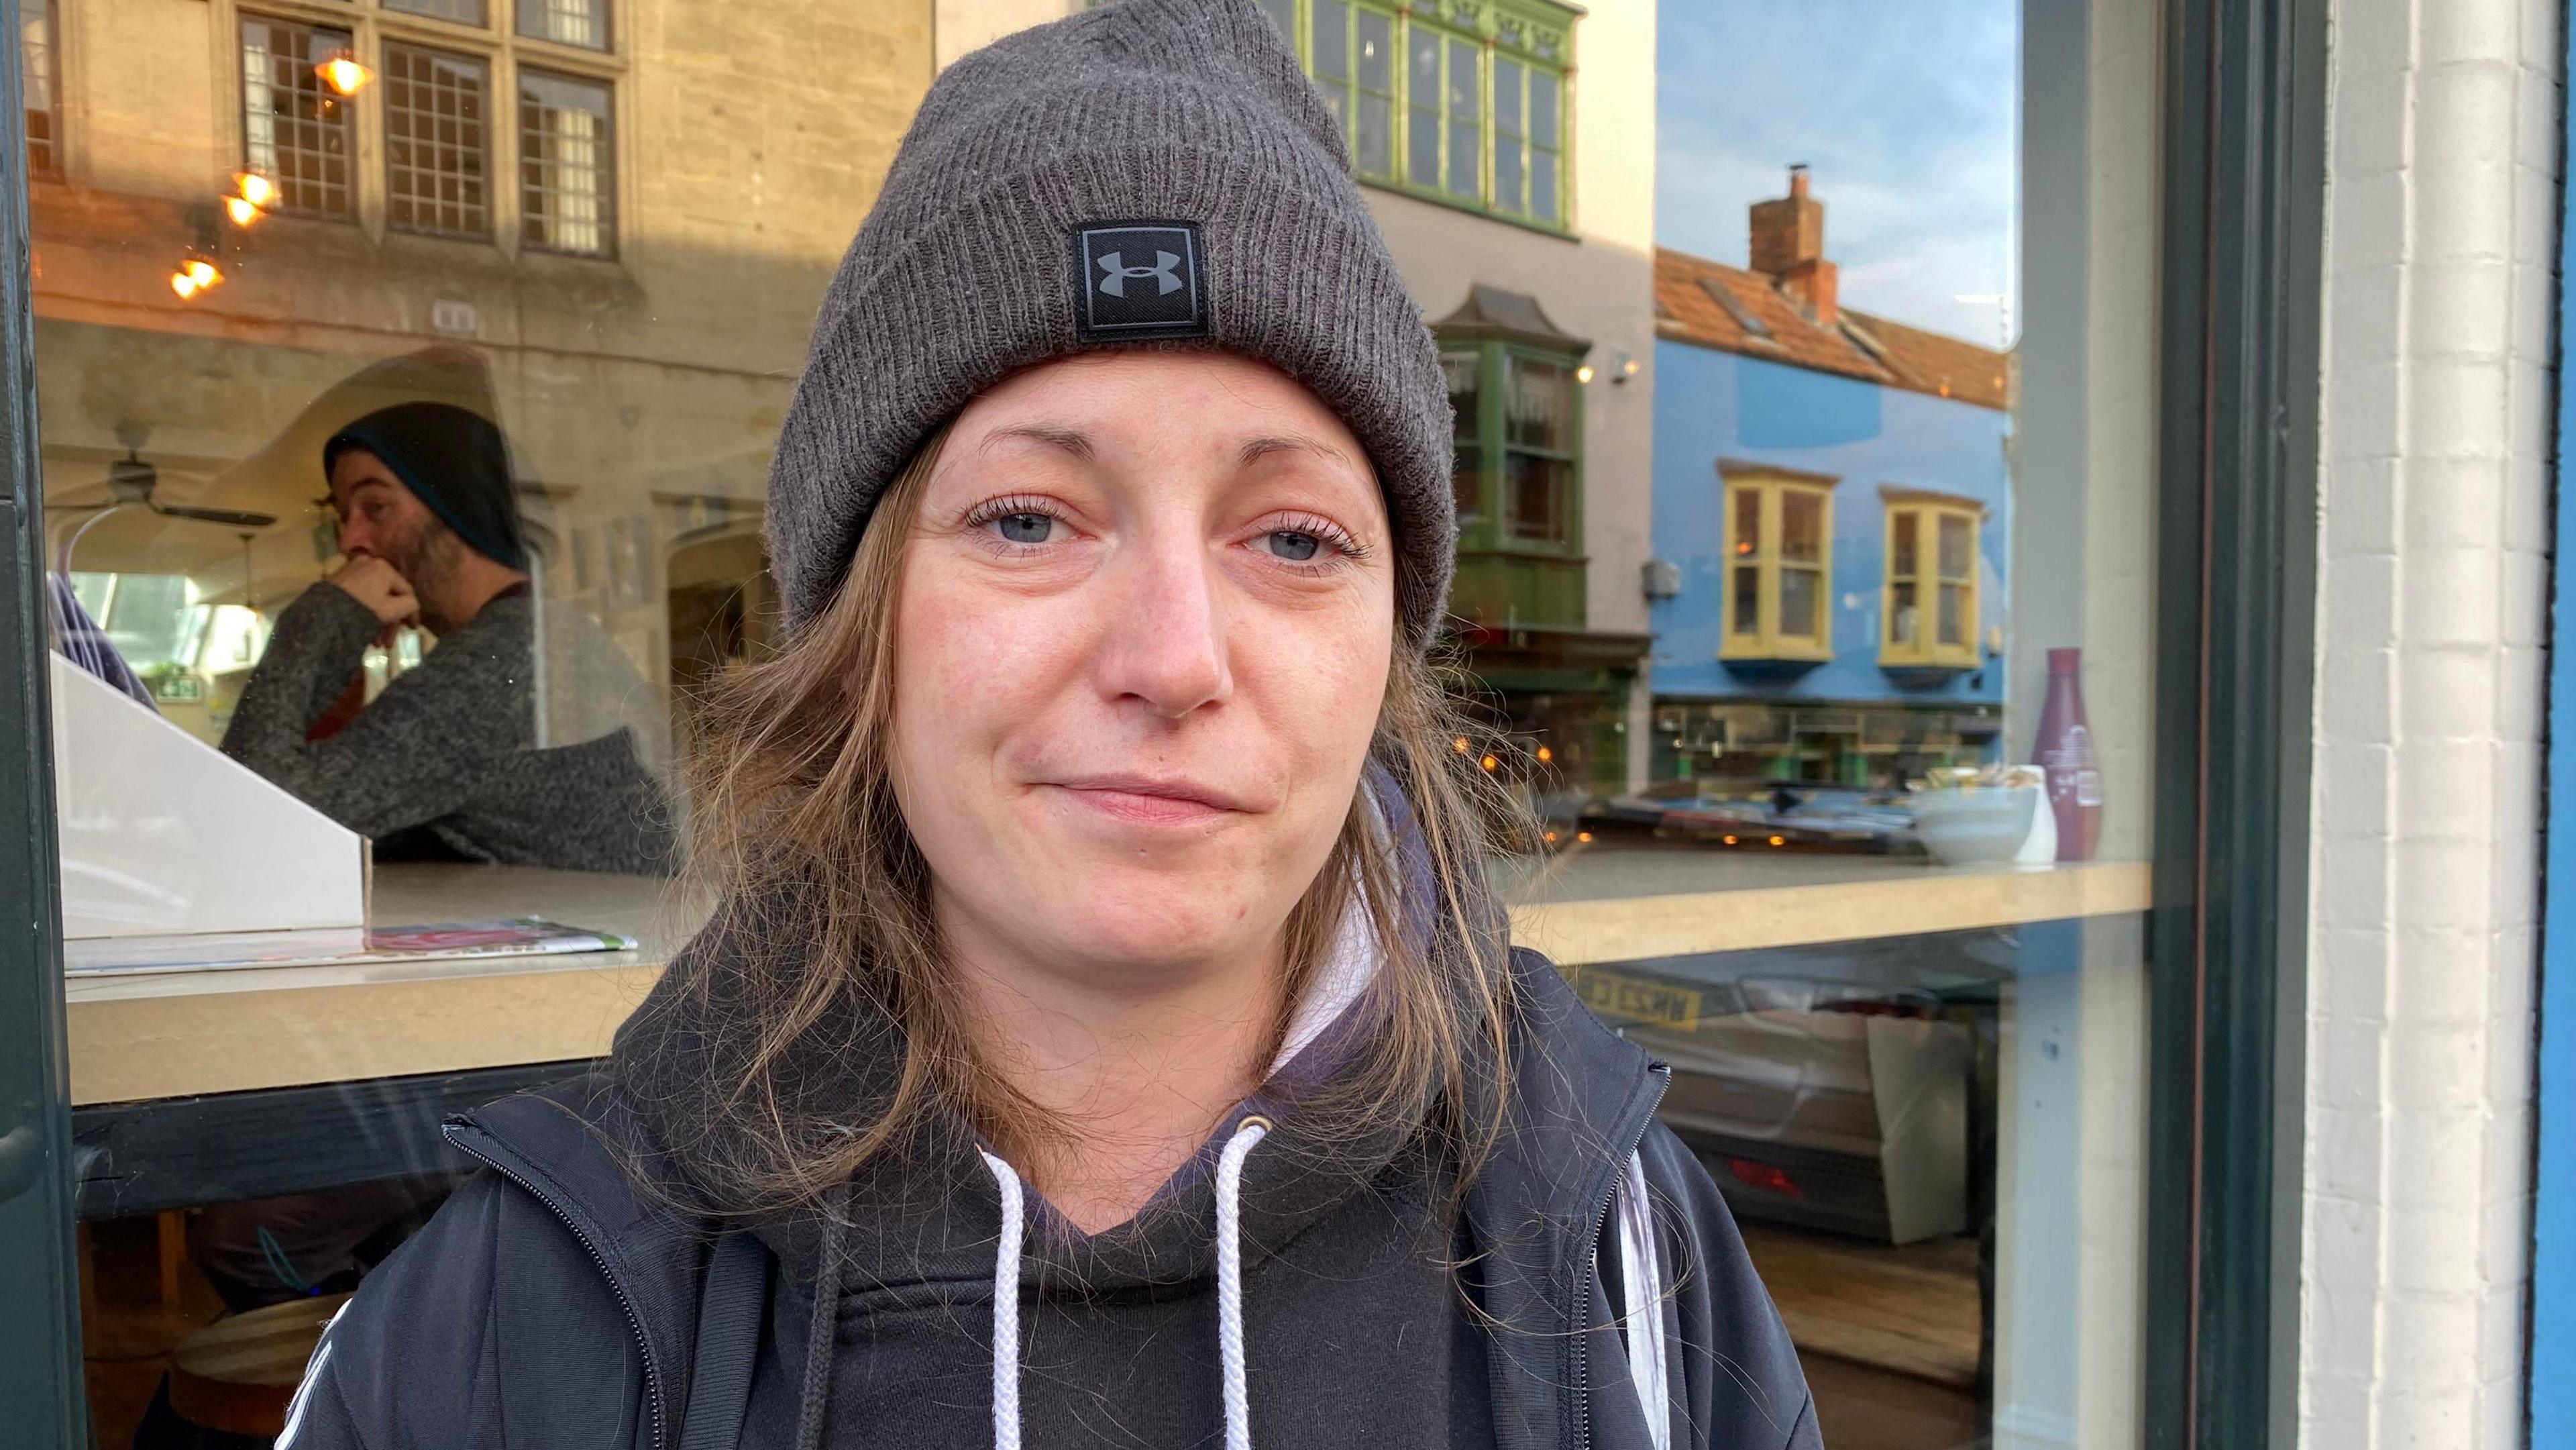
[1265,529,1322,562]
[996,513,1053,545]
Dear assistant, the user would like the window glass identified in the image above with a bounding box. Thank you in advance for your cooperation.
[241,16,356,219]
[1507,455,1566,541]
[520,71,615,256]
[23,0,52,176]
[1780,488,1823,563]
[518,0,612,50]
[1406,25,1439,187]
[1503,356,1568,451]
[1444,350,1481,521]
[1937,511,1972,578]
[26,5,2193,1447]
[1352,9,1395,180]
[1444,36,1479,198]
[1309,0,1348,132]
[387,0,490,25]
[1527,68,1559,222]
[384,45,492,239]
[1629,1,2168,1443]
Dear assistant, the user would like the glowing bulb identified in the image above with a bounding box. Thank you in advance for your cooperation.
[225,195,263,227]
[184,258,221,288]
[1768,835,1786,847]
[235,172,278,208]
[318,54,374,96]
[1576,831,1593,843]
[1452,736,1471,754]
[170,270,201,299]
[1542,831,1558,843]
[1574,364,1596,384]
[1480,754,1498,772]
[1722,835,1738,845]
[1534,745,1553,762]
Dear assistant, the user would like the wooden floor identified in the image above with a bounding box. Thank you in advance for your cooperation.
[1801,1351,1982,1450]
[1740,1220,1985,1450]
[81,1212,229,1450]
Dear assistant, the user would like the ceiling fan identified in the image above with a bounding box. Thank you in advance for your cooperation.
[54,423,278,574]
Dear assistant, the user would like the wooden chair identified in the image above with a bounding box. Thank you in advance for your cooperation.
[164,1290,354,1437]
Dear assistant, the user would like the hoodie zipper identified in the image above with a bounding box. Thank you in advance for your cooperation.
[1568,1063,1671,1450]
[443,1121,670,1450]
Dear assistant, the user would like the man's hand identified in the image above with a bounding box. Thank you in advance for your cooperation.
[326,556,419,629]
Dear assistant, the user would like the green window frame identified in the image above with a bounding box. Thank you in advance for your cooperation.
[1257,0,1574,231]
[1444,335,1584,558]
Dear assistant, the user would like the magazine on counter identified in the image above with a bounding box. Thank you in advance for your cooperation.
[64,918,640,977]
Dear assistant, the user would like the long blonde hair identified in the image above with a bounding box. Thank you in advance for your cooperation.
[625,426,1527,1214]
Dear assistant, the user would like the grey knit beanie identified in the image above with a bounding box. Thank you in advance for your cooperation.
[765,0,1454,648]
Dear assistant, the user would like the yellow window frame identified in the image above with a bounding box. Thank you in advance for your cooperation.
[1718,469,1835,663]
[1880,499,1983,668]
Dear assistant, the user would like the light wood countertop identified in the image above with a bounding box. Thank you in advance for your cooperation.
[65,856,2151,1106]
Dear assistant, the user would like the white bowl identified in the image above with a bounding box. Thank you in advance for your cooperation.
[1913,786,2040,866]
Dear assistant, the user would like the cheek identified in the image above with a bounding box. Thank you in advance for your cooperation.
[887,558,1071,805]
[1246,607,1393,796]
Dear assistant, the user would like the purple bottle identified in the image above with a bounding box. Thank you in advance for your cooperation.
[2035,648,2102,862]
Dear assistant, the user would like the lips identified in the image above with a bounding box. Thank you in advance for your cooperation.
[1042,774,1254,825]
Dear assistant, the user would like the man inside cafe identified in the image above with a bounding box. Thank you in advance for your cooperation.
[219,396,676,876]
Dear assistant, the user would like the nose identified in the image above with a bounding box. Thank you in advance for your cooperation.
[1093,529,1230,719]
[337,517,374,559]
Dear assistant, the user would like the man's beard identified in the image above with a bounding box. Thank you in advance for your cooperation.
[386,521,471,633]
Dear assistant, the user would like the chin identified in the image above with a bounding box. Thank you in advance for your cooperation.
[1031,857,1285,974]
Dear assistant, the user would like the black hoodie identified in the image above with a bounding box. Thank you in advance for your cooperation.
[272,881,1820,1450]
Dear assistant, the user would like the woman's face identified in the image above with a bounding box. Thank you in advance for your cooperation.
[889,351,1395,996]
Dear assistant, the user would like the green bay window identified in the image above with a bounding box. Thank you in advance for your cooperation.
[1255,0,1573,229]
[1435,286,1588,631]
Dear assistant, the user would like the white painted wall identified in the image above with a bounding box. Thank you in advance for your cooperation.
[936,0,1079,68]
[2302,1,2559,1445]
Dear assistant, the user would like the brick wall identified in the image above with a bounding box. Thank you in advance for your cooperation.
[2304,0,2559,1444]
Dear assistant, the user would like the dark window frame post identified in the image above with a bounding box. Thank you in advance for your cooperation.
[2143,0,2327,1443]
[0,0,87,1434]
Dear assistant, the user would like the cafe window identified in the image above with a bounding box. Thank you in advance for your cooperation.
[520,70,615,256]
[1263,0,1573,227]
[520,0,612,51]
[387,0,490,27]
[1882,497,1982,668]
[384,44,492,240]
[1719,468,1834,662]
[1,1,2291,1446]
[241,15,357,219]
[23,0,54,178]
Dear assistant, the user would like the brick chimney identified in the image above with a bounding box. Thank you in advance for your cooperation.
[1750,164,1838,324]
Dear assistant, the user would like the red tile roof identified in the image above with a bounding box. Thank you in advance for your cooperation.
[1654,246,2011,412]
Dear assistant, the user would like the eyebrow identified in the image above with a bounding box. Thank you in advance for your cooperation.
[979,424,1093,460]
[1238,434,1360,472]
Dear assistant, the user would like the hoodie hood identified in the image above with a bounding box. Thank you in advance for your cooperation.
[609,773,1446,1302]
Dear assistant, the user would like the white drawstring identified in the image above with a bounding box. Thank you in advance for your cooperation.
[979,1149,1026,1450]
[1215,1116,1270,1450]
[1615,1149,1671,1450]
[981,1117,1267,1450]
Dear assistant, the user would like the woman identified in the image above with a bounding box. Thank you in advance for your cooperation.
[278,3,1819,1447]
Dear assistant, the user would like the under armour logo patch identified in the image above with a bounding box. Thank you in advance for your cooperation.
[1073,221,1208,341]
[1096,249,1182,298]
